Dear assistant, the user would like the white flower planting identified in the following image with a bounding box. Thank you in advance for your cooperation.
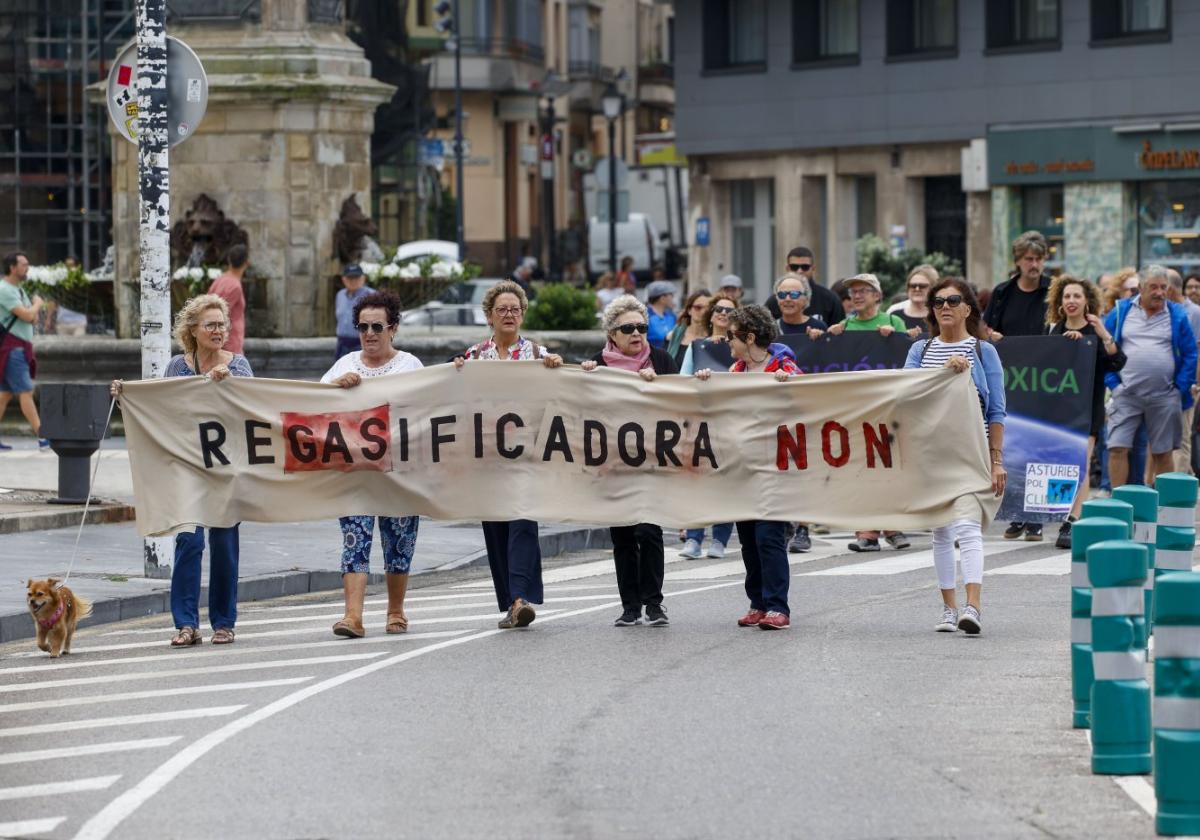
[360,262,382,281]
[188,267,204,281]
[398,263,422,279]
[26,266,69,285]
[429,260,451,278]
[381,263,400,279]
[173,267,189,281]
[207,267,221,280]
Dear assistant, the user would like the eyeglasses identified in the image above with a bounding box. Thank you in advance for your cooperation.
[200,321,227,333]
[848,286,875,296]
[908,283,930,291]
[931,295,965,309]
[356,322,390,334]
[614,323,649,335]
[493,306,522,317]
[775,290,807,300]
[731,331,750,342]
[712,305,735,315]
[788,262,813,272]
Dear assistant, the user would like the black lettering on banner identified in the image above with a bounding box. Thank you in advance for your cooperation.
[618,422,647,467]
[473,412,484,458]
[542,415,575,463]
[321,422,353,464]
[692,422,718,469]
[583,419,608,466]
[199,421,230,469]
[430,415,457,463]
[244,420,274,466]
[655,420,683,467]
[397,418,409,462]
[496,413,525,459]
[287,424,317,464]
[361,417,388,461]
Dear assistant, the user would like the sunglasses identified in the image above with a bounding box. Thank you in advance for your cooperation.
[931,295,965,309]
[356,322,390,333]
[615,323,649,335]
[712,305,735,315]
[908,283,930,291]
[776,290,808,300]
[788,263,813,272]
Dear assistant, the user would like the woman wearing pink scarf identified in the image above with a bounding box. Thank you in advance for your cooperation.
[581,295,679,627]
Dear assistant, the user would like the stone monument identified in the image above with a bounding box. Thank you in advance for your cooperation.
[106,0,393,338]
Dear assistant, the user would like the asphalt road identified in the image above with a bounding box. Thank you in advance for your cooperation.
[0,530,1164,840]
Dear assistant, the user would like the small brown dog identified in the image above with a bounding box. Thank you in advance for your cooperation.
[27,578,91,658]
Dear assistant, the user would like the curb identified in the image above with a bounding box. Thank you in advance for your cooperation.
[0,526,614,644]
[0,503,137,535]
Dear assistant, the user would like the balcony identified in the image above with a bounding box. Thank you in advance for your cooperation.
[567,61,614,82]
[638,62,674,106]
[426,37,546,93]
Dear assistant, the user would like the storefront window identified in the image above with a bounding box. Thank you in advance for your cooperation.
[1138,181,1200,273]
[1022,185,1065,271]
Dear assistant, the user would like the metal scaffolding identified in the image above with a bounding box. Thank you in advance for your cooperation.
[0,0,134,268]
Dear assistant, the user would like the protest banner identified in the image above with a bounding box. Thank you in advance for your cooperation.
[118,362,999,536]
[689,332,910,374]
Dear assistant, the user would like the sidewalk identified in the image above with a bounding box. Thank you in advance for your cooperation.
[0,439,612,643]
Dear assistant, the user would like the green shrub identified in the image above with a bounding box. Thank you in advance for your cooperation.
[523,283,598,330]
[855,234,964,298]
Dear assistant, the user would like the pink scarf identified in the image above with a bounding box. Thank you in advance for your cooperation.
[601,339,652,372]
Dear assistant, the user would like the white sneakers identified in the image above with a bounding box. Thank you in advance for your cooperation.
[679,539,702,559]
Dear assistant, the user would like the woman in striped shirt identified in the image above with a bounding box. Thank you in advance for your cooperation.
[903,278,1007,636]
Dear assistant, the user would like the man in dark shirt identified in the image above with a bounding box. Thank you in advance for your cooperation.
[765,246,844,327]
[983,230,1053,541]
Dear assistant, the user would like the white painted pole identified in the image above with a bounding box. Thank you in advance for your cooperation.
[136,0,174,578]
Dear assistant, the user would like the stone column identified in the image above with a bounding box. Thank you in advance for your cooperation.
[108,2,393,338]
[1065,182,1135,281]
[991,186,1022,286]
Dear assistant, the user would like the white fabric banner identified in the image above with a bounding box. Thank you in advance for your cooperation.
[118,363,1000,537]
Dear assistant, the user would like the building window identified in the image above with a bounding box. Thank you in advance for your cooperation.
[793,0,858,63]
[730,179,776,301]
[1138,180,1200,274]
[416,0,429,27]
[1021,185,1065,271]
[924,176,966,268]
[1092,0,1169,43]
[887,0,957,58]
[704,0,768,70]
[855,176,876,238]
[986,0,1059,49]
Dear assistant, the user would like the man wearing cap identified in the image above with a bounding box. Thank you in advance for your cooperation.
[764,247,844,327]
[717,274,744,304]
[334,264,374,360]
[645,280,677,349]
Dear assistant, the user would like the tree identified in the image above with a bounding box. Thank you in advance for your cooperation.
[855,234,963,298]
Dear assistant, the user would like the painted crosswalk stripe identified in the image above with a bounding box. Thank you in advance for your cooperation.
[0,630,473,675]
[990,554,1072,575]
[0,652,386,695]
[75,626,468,653]
[241,592,499,613]
[0,775,120,801]
[0,737,182,766]
[803,541,1042,576]
[665,549,845,581]
[0,817,67,835]
[101,609,566,637]
[0,705,246,738]
[0,678,313,716]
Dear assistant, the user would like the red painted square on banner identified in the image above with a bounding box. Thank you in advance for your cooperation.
[281,405,392,473]
[117,65,132,86]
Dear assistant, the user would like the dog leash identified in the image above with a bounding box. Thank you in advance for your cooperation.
[57,395,118,589]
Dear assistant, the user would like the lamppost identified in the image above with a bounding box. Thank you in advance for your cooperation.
[538,72,572,280]
[601,83,623,274]
[435,0,465,258]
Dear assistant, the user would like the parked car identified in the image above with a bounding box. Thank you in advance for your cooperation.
[393,239,460,263]
[587,212,661,283]
[400,278,501,327]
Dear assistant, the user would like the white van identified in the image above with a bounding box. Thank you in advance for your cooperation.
[587,212,660,283]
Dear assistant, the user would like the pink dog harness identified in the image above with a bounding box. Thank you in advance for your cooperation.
[37,601,65,630]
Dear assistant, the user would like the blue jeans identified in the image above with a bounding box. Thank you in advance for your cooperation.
[171,525,240,631]
[335,336,359,360]
[481,520,544,612]
[338,515,419,574]
[735,520,790,615]
[685,523,733,546]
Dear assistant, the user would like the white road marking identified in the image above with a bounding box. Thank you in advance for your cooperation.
[802,540,1043,576]
[240,592,499,612]
[989,554,1072,575]
[0,706,245,738]
[0,653,386,695]
[666,548,843,581]
[65,626,468,654]
[0,737,181,766]
[103,607,566,634]
[1112,775,1158,817]
[0,817,67,835]
[0,678,312,716]
[0,775,120,801]
[73,581,740,840]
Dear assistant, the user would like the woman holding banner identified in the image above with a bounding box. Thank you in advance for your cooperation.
[904,278,1007,636]
[665,288,710,368]
[695,305,799,630]
[453,281,563,630]
[321,290,422,638]
[111,294,251,647]
[1044,275,1125,550]
[773,272,827,338]
[582,295,679,627]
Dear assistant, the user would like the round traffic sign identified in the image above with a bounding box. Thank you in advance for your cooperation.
[105,36,208,147]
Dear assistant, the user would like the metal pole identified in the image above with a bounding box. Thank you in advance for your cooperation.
[542,95,556,280]
[607,115,617,273]
[452,0,465,258]
[136,0,174,578]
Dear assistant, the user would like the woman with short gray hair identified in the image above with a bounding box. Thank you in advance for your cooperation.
[582,294,679,626]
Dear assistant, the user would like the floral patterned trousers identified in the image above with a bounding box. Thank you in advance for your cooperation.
[338,516,420,575]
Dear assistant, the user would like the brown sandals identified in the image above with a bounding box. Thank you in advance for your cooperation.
[332,619,365,639]
[211,628,235,645]
[170,626,202,647]
[385,614,408,634]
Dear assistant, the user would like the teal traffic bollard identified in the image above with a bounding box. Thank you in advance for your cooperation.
[1156,474,1197,585]
[1153,572,1200,835]
[1071,514,1131,729]
[1088,539,1151,774]
[1113,485,1159,636]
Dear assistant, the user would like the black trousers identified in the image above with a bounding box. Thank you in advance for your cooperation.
[609,523,665,612]
[481,520,544,612]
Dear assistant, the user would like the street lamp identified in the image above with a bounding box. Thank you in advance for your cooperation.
[601,83,623,274]
[538,72,572,281]
[435,0,465,259]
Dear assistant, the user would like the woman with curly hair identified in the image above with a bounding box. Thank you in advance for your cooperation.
[1044,274,1126,549]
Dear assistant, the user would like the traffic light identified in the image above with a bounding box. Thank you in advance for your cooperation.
[434,0,453,34]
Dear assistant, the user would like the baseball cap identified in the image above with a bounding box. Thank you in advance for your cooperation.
[646,280,676,302]
[718,274,743,290]
[342,263,364,278]
[845,273,881,294]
